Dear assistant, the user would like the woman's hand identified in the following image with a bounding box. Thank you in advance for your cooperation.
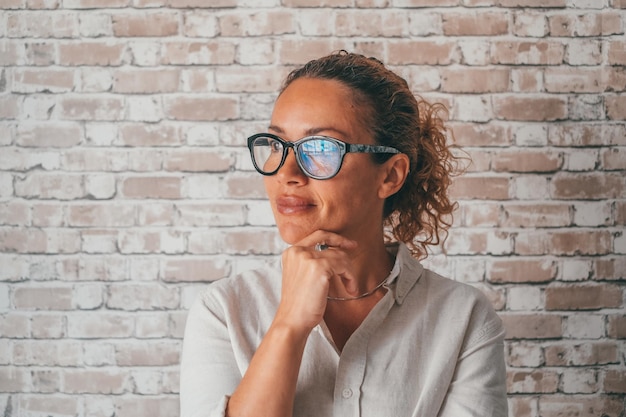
[274,231,358,334]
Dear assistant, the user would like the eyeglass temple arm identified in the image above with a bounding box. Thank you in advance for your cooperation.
[347,144,400,154]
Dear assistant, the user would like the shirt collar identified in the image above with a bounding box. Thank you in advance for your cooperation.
[384,242,424,305]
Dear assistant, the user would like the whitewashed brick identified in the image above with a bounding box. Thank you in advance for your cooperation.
[508,286,542,311]
[85,174,117,200]
[572,202,612,226]
[513,175,551,200]
[565,314,604,339]
[560,259,592,281]
[513,124,548,147]
[563,149,599,171]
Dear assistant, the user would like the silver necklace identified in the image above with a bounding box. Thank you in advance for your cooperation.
[326,275,388,301]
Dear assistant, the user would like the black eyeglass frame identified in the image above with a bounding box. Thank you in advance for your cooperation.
[247,133,401,180]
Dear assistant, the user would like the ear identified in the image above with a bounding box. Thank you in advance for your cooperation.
[377,153,410,199]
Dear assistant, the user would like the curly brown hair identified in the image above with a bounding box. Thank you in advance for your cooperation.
[282,50,459,259]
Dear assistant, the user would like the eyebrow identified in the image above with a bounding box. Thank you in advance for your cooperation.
[268,125,351,140]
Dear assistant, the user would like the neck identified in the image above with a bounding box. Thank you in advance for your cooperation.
[327,238,394,300]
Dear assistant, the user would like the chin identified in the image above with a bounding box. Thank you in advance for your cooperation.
[276,222,315,246]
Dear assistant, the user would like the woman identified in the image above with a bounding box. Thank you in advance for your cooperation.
[180,51,508,417]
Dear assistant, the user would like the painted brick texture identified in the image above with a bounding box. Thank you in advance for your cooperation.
[0,1,625,416]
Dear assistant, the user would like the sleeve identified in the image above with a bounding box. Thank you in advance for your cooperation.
[180,291,242,417]
[437,306,509,417]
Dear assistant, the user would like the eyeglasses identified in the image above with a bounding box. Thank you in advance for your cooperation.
[247,133,401,180]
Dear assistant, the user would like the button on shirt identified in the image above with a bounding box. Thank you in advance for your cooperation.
[180,243,508,417]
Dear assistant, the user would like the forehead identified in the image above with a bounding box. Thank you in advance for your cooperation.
[270,78,370,142]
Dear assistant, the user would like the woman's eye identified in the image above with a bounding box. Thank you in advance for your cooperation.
[270,141,282,152]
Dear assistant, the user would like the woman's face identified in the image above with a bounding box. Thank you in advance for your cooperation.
[264,77,388,245]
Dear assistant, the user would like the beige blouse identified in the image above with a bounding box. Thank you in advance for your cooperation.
[180,243,508,417]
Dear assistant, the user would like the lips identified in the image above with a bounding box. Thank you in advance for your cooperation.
[275,195,316,215]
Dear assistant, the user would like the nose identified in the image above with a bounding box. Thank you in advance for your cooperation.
[276,148,307,184]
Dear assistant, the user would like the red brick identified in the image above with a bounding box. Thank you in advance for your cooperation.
[187,229,283,255]
[58,41,125,66]
[607,67,626,93]
[549,123,626,146]
[113,69,180,93]
[0,0,24,8]
[499,0,564,5]
[162,258,231,282]
[137,203,175,226]
[503,203,571,228]
[167,0,236,6]
[0,313,30,338]
[67,313,134,338]
[608,40,626,65]
[507,396,538,417]
[459,202,499,227]
[0,228,46,253]
[488,259,557,283]
[163,149,232,172]
[494,96,567,121]
[606,95,626,120]
[115,341,180,366]
[15,173,84,200]
[107,284,179,311]
[491,41,564,65]
[114,396,180,417]
[551,172,625,199]
[68,204,135,227]
[555,230,611,256]
[603,369,626,394]
[119,123,182,147]
[335,10,407,37]
[215,66,287,93]
[507,370,559,394]
[162,41,235,65]
[112,12,179,37]
[7,11,78,38]
[449,176,511,200]
[225,173,267,199]
[546,284,622,310]
[448,122,512,147]
[539,395,624,417]
[64,369,130,394]
[12,69,74,93]
[0,95,21,120]
[493,149,562,173]
[219,10,295,37]
[59,96,124,121]
[545,67,606,93]
[595,257,626,281]
[121,176,181,199]
[388,40,458,65]
[548,12,623,37]
[164,96,238,121]
[31,314,65,339]
[544,342,619,366]
[440,67,509,93]
[0,201,30,226]
[13,287,72,310]
[64,0,129,7]
[500,313,563,339]
[607,314,626,338]
[442,11,508,36]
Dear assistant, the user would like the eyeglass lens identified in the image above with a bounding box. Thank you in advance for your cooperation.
[252,136,342,179]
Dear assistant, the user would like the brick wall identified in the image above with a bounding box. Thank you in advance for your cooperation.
[0,1,624,416]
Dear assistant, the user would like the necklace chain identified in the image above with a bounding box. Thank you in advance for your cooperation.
[326,275,389,301]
